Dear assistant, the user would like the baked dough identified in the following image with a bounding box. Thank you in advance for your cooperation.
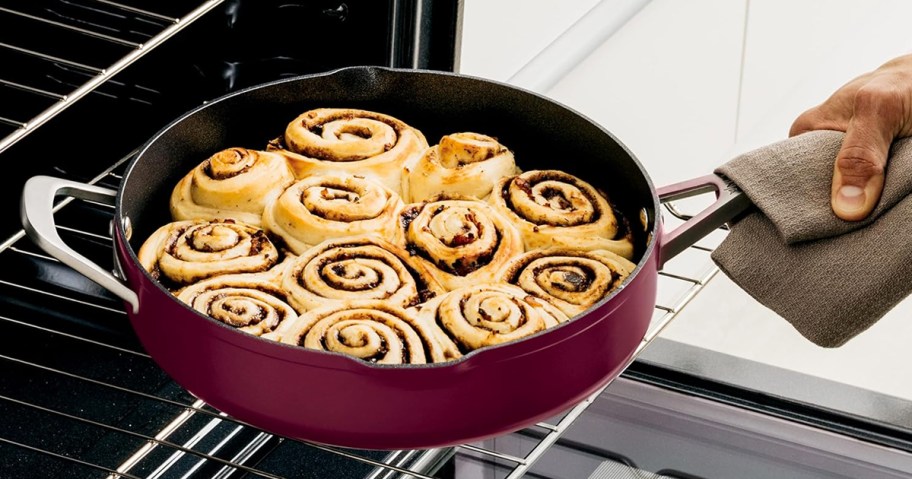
[269,108,428,193]
[176,273,298,336]
[403,132,520,202]
[281,235,445,312]
[398,197,524,290]
[262,173,404,254]
[490,169,635,259]
[137,219,279,286]
[266,299,461,364]
[170,148,294,227]
[414,282,568,352]
[498,248,636,316]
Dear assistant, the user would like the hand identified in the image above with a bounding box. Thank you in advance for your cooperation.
[789,53,912,221]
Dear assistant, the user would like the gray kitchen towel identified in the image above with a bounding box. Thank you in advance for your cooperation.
[711,130,912,347]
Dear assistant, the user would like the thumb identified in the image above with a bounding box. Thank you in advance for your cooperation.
[831,117,892,221]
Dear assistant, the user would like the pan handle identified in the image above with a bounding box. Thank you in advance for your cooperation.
[656,173,752,268]
[20,176,139,313]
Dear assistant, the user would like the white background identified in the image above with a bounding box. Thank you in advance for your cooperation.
[459,0,912,400]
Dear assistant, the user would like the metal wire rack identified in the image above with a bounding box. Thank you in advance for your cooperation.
[0,0,224,155]
[0,147,724,478]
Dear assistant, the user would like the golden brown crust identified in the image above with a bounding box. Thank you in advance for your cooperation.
[498,248,636,316]
[268,108,428,193]
[414,282,568,352]
[403,132,520,202]
[267,299,461,364]
[262,173,404,255]
[137,219,280,287]
[170,148,295,227]
[280,235,445,312]
[489,169,635,259]
[398,197,524,290]
[176,272,298,336]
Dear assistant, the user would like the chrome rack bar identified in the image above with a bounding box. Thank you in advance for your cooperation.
[0,78,66,100]
[0,313,147,357]
[55,224,113,242]
[0,116,24,128]
[0,0,225,155]
[0,393,287,479]
[109,398,209,479]
[0,332,430,478]
[0,6,140,47]
[93,0,179,23]
[210,432,275,479]
[0,277,127,314]
[0,41,102,72]
[0,148,133,254]
[0,436,144,479]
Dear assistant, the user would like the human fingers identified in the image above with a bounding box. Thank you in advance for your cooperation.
[830,77,905,220]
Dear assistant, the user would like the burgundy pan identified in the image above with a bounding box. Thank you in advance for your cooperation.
[20,66,749,450]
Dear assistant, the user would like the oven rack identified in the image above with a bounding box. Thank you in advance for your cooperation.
[0,0,224,156]
[0,148,723,478]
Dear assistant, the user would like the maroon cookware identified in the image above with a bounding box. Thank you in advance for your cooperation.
[20,66,749,450]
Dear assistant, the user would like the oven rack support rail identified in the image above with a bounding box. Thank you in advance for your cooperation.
[0,149,720,479]
[0,0,225,156]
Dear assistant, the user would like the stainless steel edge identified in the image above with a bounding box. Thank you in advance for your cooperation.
[20,175,139,312]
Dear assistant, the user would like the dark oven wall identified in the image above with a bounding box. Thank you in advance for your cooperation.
[0,1,460,477]
[0,0,461,240]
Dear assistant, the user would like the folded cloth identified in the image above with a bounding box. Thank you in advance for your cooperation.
[710,130,912,347]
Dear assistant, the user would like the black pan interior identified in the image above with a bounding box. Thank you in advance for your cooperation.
[120,67,659,265]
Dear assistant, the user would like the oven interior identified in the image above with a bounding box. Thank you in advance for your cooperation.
[0,1,463,477]
[6,1,907,479]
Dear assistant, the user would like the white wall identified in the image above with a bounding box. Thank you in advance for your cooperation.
[460,0,912,400]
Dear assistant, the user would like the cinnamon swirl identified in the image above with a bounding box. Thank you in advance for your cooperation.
[268,108,428,193]
[176,273,298,336]
[403,132,520,202]
[498,248,636,316]
[268,299,461,364]
[399,198,524,290]
[490,170,635,259]
[170,148,295,227]
[281,235,444,312]
[415,282,568,353]
[261,173,404,255]
[137,219,280,287]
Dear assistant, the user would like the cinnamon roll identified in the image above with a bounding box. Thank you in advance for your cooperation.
[262,173,404,255]
[403,132,520,202]
[415,282,568,353]
[176,273,298,336]
[399,198,524,290]
[498,248,637,317]
[137,219,280,287]
[490,170,635,259]
[170,148,295,227]
[281,235,444,312]
[268,300,461,364]
[267,108,428,193]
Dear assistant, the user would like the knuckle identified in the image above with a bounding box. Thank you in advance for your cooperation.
[854,82,904,117]
[836,148,884,179]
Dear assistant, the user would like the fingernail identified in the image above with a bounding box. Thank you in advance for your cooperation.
[835,185,866,212]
